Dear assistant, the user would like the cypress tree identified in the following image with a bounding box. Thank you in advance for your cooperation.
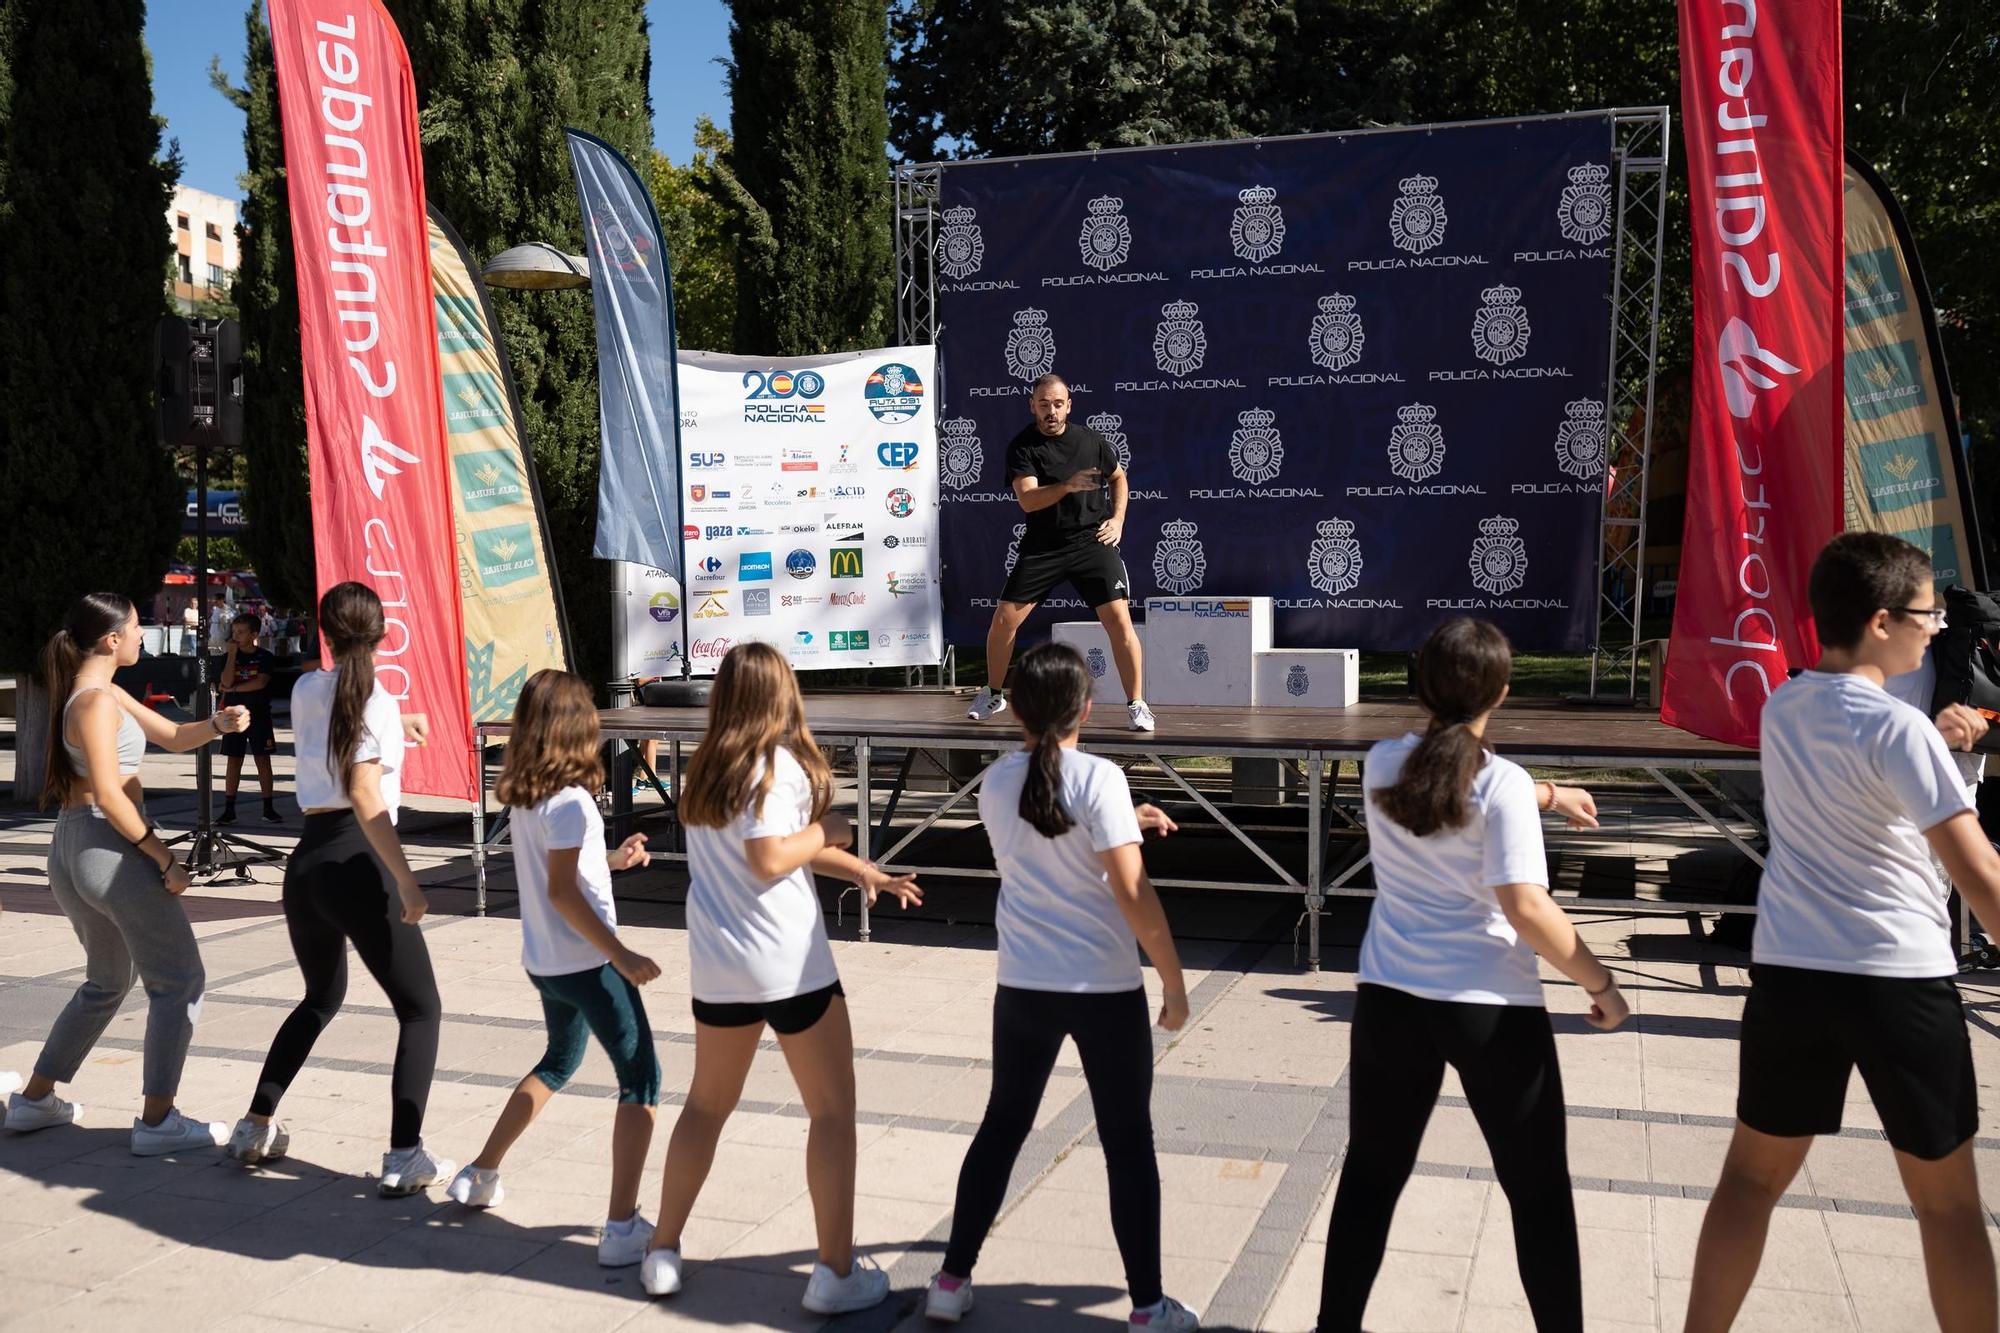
[725,0,892,355]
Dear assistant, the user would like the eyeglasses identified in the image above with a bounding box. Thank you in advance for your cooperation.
[1891,606,1947,629]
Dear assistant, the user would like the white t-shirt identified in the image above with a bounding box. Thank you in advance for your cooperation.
[1357,734,1550,1006]
[291,668,404,820]
[1885,654,1986,790]
[510,785,618,977]
[1756,670,1976,978]
[978,748,1145,993]
[683,746,839,1003]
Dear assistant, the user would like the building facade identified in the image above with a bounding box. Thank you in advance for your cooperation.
[168,185,238,312]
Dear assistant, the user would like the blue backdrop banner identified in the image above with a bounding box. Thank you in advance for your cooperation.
[934,113,1617,651]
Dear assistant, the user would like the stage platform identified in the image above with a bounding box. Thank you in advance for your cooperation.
[472,692,1760,969]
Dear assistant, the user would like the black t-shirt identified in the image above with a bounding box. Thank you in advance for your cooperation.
[221,646,277,717]
[1005,422,1119,550]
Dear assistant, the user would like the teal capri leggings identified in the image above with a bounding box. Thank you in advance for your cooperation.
[528,962,661,1105]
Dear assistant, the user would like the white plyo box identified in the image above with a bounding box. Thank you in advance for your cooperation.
[1254,649,1359,708]
[1052,621,1140,705]
[1143,597,1271,705]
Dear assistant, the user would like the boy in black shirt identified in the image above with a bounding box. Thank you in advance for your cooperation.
[970,373,1152,731]
[219,612,281,823]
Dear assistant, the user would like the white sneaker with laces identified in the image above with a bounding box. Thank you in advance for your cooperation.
[0,1072,21,1099]
[1127,698,1157,732]
[1129,1295,1199,1330]
[597,1210,655,1267]
[225,1117,290,1165]
[966,690,1008,722]
[5,1091,80,1133]
[802,1254,890,1313]
[445,1164,503,1208]
[925,1272,975,1322]
[131,1109,229,1157]
[641,1246,683,1297]
[378,1142,455,1197]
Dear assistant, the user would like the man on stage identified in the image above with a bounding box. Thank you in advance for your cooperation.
[967,373,1153,731]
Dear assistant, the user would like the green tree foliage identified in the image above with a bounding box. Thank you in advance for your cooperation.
[725,0,892,355]
[647,116,739,351]
[0,0,182,671]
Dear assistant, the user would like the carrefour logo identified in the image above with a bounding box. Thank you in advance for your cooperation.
[877,441,919,469]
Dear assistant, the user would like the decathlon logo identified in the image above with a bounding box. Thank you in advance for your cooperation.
[939,204,984,280]
[1086,412,1132,472]
[1469,515,1529,595]
[1004,522,1026,573]
[1387,403,1445,483]
[1558,163,1613,246]
[1079,195,1133,271]
[1390,174,1448,255]
[1307,518,1363,596]
[1228,408,1284,485]
[1152,519,1207,595]
[939,418,983,490]
[1717,317,1803,419]
[1554,399,1607,480]
[1308,293,1365,372]
[1153,301,1207,377]
[1472,284,1531,366]
[359,416,420,499]
[1230,185,1286,263]
[1006,308,1056,381]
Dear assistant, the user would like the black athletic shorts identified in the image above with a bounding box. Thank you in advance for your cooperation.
[691,980,845,1035]
[1000,540,1129,608]
[1737,962,1977,1159]
[221,710,276,759]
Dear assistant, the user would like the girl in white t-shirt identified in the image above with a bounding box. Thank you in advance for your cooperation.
[642,643,920,1313]
[1318,617,1626,1333]
[443,670,663,1269]
[926,642,1198,1331]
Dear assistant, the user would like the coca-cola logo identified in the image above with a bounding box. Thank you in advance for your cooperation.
[690,637,734,661]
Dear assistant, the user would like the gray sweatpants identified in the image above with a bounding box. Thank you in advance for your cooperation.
[34,807,205,1099]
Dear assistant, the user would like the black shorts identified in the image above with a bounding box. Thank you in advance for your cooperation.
[1000,540,1129,609]
[691,980,844,1036]
[221,711,276,759]
[1737,963,1977,1159]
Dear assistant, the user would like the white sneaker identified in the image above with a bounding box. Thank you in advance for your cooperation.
[803,1255,890,1314]
[641,1246,683,1297]
[597,1210,655,1267]
[1130,1295,1199,1330]
[378,1142,455,1197]
[445,1164,503,1208]
[966,690,1008,722]
[0,1072,21,1098]
[225,1117,290,1165]
[925,1273,975,1322]
[1127,699,1156,732]
[5,1091,80,1133]
[131,1109,229,1156]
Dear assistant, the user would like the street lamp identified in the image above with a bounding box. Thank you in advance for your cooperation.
[481,243,591,290]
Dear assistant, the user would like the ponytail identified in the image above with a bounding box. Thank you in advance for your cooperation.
[1021,730,1074,838]
[1374,617,1513,838]
[316,582,386,790]
[1009,642,1094,838]
[38,593,135,809]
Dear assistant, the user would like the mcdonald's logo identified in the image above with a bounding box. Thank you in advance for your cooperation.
[830,547,864,579]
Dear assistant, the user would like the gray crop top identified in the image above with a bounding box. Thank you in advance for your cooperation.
[63,687,146,778]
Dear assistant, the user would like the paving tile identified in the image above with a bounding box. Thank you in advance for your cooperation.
[1656,1276,1858,1332]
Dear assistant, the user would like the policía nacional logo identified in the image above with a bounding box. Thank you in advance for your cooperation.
[1308,293,1366,372]
[1389,173,1448,255]
[1152,518,1208,595]
[1228,407,1284,485]
[1307,518,1363,596]
[1086,412,1132,473]
[1554,399,1607,481]
[1079,195,1133,271]
[1230,185,1286,263]
[1086,646,1109,679]
[1469,515,1529,595]
[1005,522,1027,573]
[1286,665,1309,697]
[1387,403,1446,483]
[1006,308,1057,381]
[939,204,985,280]
[1558,163,1613,246]
[1152,300,1208,377]
[939,417,983,490]
[1186,642,1210,675]
[1472,284,1531,366]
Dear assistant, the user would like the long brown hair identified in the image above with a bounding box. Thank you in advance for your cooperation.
[495,669,604,808]
[1374,617,1512,838]
[318,582,386,791]
[679,642,832,828]
[39,592,134,809]
[1010,642,1093,838]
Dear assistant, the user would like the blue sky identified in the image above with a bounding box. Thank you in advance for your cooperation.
[147,0,733,200]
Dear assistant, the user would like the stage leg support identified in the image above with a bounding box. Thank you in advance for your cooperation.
[855,738,872,943]
[472,734,488,918]
[1306,754,1324,972]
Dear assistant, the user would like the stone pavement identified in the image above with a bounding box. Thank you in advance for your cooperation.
[2,749,1998,1331]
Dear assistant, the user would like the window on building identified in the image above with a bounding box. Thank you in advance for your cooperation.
[177,255,193,284]
[208,264,224,288]
[205,222,222,241]
[176,214,189,231]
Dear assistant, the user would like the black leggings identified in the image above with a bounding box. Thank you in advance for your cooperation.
[944,985,1161,1306]
[250,811,442,1149]
[1319,984,1579,1333]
